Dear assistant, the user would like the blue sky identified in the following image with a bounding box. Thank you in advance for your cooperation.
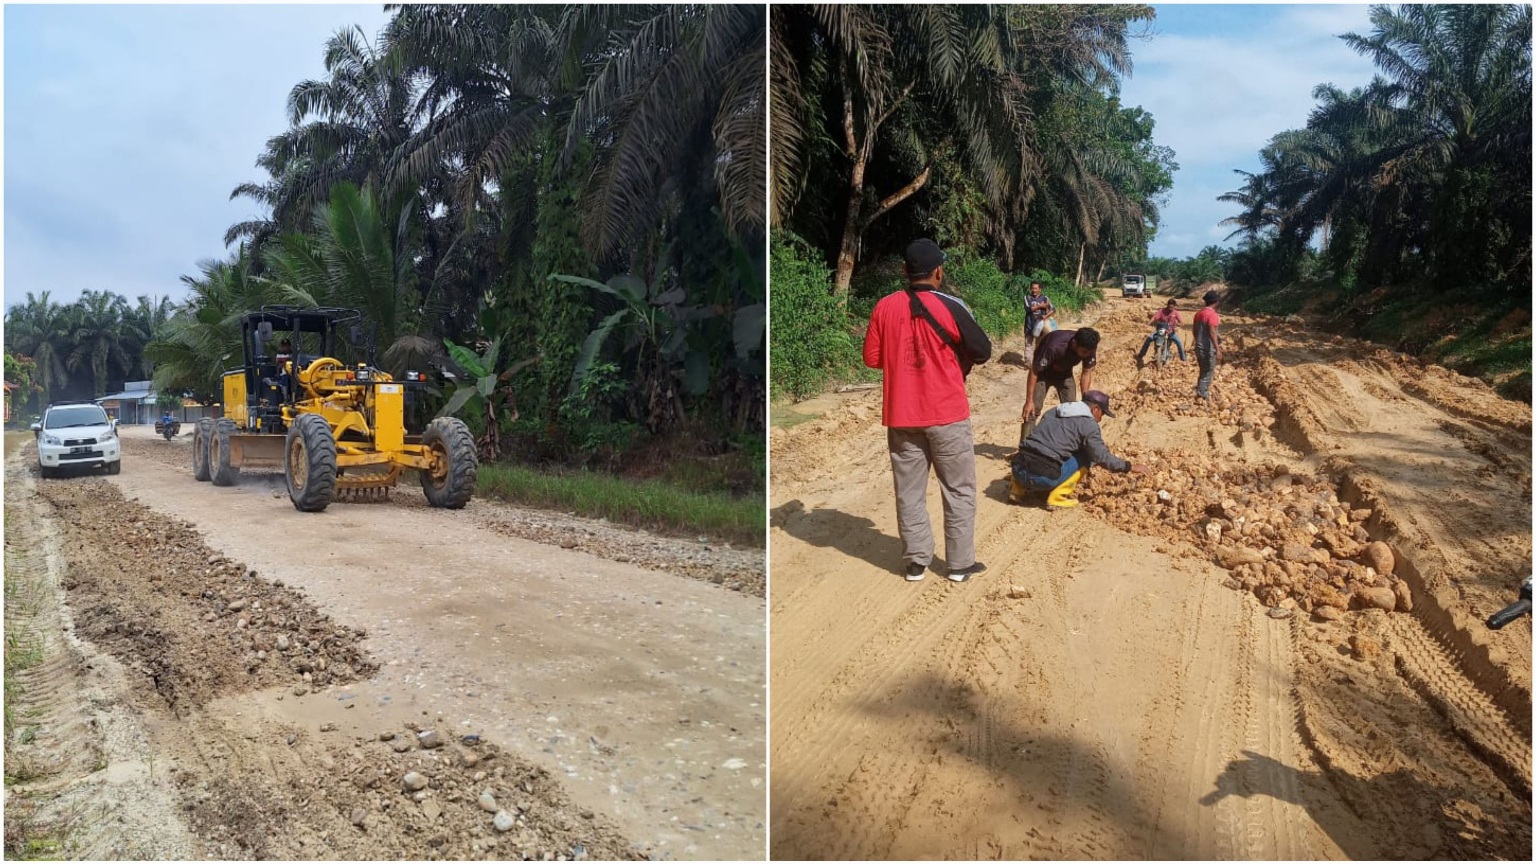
[1122,3,1380,259]
[4,2,392,309]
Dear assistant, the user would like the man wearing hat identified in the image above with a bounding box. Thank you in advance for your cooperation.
[1193,290,1222,399]
[864,238,992,583]
[1009,390,1146,509]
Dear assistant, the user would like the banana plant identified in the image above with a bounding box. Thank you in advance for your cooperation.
[550,268,714,431]
[439,336,539,460]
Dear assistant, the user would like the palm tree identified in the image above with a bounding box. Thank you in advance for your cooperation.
[261,182,433,374]
[772,4,1154,297]
[561,4,766,259]
[65,290,134,398]
[4,291,75,408]
[145,252,271,403]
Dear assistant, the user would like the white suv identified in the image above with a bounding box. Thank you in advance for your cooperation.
[32,403,122,477]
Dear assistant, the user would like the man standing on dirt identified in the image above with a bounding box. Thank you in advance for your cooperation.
[1193,290,1222,400]
[1010,390,1147,509]
[1019,327,1100,442]
[864,238,992,584]
[1023,281,1056,361]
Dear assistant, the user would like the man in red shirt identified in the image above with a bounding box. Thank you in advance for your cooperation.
[864,238,992,583]
[1193,290,1222,399]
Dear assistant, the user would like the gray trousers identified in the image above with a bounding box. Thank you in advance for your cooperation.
[1196,350,1217,398]
[888,419,977,570]
[1027,377,1076,422]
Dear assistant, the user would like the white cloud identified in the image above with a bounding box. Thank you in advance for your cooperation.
[4,4,393,309]
[1122,4,1379,258]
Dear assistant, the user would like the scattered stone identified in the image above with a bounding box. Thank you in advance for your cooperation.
[276,635,290,651]
[392,737,414,753]
[1350,634,1382,661]
[1393,580,1414,612]
[402,771,428,792]
[1215,545,1264,568]
[1008,585,1032,600]
[293,686,307,697]
[479,791,499,813]
[1356,586,1397,612]
[493,810,516,832]
[417,729,443,749]
[228,598,247,612]
[1313,605,1343,622]
[1266,607,1294,620]
[1280,543,1310,563]
[422,800,442,821]
[350,808,367,827]
[379,731,396,742]
[1364,541,1395,575]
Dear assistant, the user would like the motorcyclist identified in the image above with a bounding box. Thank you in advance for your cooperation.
[1136,299,1186,367]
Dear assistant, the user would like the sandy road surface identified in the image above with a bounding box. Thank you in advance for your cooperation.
[4,428,765,860]
[769,295,1530,860]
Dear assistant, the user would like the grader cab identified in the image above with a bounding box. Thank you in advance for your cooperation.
[192,306,476,512]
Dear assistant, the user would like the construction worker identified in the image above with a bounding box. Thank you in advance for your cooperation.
[1019,327,1099,444]
[1009,390,1146,509]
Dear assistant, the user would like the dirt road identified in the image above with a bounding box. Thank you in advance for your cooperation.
[769,295,1531,859]
[4,428,765,860]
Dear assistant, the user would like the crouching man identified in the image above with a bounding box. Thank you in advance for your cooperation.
[1009,390,1146,509]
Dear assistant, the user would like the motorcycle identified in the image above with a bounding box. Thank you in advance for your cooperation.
[1151,321,1175,368]
[154,413,181,440]
[1487,577,1532,630]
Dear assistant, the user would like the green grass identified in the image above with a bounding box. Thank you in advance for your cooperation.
[476,462,765,548]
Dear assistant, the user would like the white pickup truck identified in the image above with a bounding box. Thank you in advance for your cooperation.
[1121,274,1150,298]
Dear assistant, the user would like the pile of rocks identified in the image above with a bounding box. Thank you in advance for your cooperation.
[1085,453,1409,619]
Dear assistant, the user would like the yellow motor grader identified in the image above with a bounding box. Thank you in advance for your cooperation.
[192,306,476,512]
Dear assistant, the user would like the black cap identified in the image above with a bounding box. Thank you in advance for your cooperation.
[1204,290,1220,304]
[1083,390,1115,417]
[904,239,945,276]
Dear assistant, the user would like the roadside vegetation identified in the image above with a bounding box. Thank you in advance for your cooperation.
[1211,4,1531,401]
[4,5,766,539]
[769,5,1172,402]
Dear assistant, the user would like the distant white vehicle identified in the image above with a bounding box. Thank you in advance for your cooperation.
[1121,274,1150,298]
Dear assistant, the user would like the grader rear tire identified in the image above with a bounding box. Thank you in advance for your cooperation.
[193,418,214,482]
[420,417,477,509]
[211,419,241,486]
[285,414,337,512]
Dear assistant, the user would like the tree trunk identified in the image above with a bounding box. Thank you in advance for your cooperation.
[1074,242,1086,287]
[1094,256,1107,284]
[831,72,916,304]
[833,159,866,303]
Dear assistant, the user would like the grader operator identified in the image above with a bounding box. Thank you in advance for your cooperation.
[192,306,476,512]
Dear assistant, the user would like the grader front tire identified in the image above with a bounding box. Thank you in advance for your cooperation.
[192,418,214,482]
[211,419,241,486]
[420,417,477,509]
[285,414,337,512]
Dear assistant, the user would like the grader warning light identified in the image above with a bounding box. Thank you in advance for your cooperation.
[191,306,477,512]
